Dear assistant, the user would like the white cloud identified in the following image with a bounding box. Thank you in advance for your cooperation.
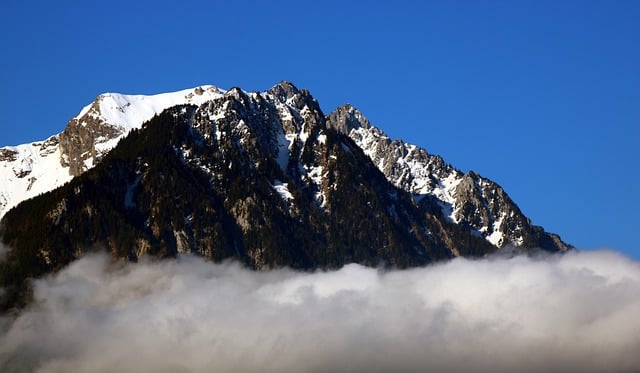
[1,250,639,373]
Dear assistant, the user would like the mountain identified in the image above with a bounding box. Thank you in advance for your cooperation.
[327,104,569,251]
[0,82,571,310]
[0,86,224,219]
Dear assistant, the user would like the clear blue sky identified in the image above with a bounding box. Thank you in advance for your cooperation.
[1,1,638,258]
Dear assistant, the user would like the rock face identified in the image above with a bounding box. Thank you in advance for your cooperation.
[58,101,122,176]
[0,83,571,253]
[58,86,227,177]
[327,104,571,251]
[0,86,224,219]
[0,81,572,311]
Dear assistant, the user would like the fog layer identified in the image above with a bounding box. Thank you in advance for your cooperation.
[1,250,639,372]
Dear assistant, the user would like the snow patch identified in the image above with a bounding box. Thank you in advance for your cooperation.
[317,133,327,144]
[303,164,327,208]
[486,214,505,247]
[276,132,296,170]
[0,143,73,218]
[272,180,294,202]
[306,165,323,186]
[432,173,463,222]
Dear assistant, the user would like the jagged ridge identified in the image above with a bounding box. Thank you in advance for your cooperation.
[327,104,570,251]
[0,82,571,252]
[0,81,571,311]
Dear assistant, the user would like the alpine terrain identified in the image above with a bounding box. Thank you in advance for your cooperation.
[0,82,571,310]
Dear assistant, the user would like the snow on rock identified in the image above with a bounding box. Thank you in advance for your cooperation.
[327,104,532,249]
[276,132,296,170]
[343,115,463,222]
[486,215,506,247]
[429,172,463,223]
[2,83,542,252]
[304,164,327,208]
[0,86,225,219]
[0,138,73,220]
[272,180,294,204]
[82,86,225,132]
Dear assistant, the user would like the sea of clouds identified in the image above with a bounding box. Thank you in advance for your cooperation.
[1,249,639,372]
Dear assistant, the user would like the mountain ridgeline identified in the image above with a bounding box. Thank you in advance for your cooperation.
[0,82,571,310]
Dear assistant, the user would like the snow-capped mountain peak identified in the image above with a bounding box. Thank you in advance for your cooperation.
[1,82,570,253]
[75,85,224,131]
[0,85,224,218]
[326,104,567,250]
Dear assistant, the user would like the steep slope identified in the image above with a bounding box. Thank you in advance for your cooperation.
[0,137,72,221]
[1,83,483,267]
[1,83,503,310]
[327,104,571,251]
[0,86,224,218]
[0,84,571,253]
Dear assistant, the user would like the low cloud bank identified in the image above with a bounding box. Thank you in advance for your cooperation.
[1,250,639,372]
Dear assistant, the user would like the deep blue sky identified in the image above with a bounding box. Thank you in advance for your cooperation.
[1,1,638,258]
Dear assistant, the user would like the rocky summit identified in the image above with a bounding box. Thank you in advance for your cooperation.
[0,81,571,310]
